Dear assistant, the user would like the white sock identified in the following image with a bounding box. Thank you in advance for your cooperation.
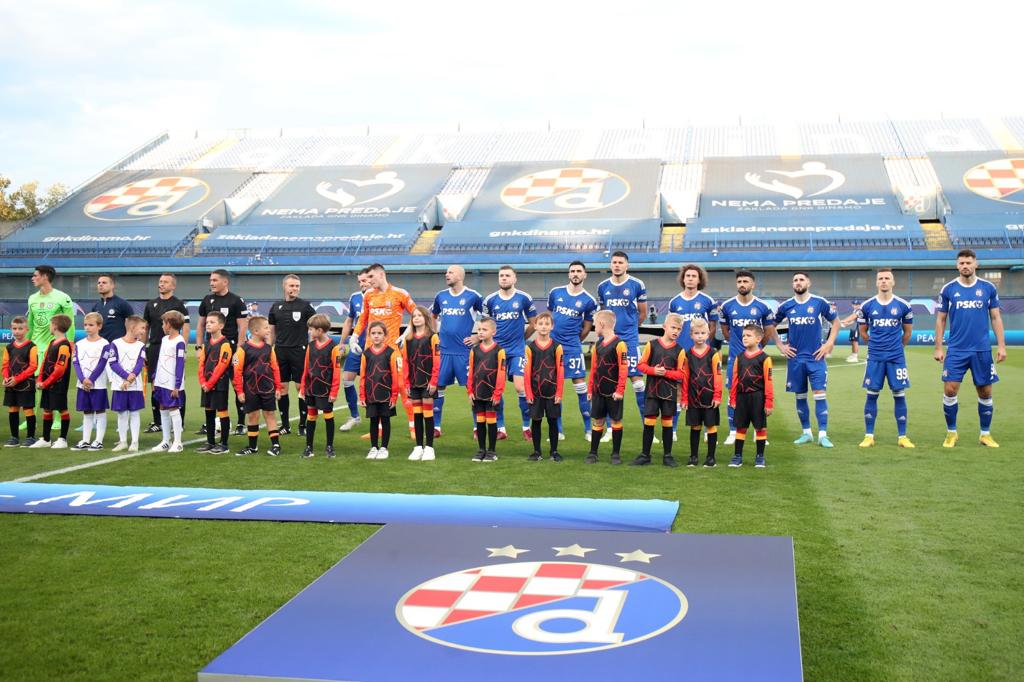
[818,430,827,439]
[117,412,129,442]
[93,413,107,443]
[129,411,141,445]
[160,410,171,444]
[81,413,94,443]
[170,410,183,444]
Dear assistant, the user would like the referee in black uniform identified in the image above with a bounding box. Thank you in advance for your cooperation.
[197,269,250,434]
[142,273,191,432]
[269,274,317,436]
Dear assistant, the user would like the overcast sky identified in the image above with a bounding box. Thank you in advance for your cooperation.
[2,0,1022,189]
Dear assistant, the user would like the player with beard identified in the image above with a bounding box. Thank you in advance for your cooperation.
[430,265,482,438]
[597,252,649,431]
[547,261,598,441]
[483,266,537,440]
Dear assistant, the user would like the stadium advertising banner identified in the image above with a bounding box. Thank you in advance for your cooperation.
[929,152,1024,214]
[26,170,251,237]
[448,161,662,247]
[242,165,450,225]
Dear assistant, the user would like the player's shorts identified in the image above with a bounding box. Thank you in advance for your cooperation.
[408,386,435,401]
[76,388,109,412]
[201,389,229,411]
[343,348,363,374]
[275,345,307,383]
[685,405,720,427]
[785,357,828,393]
[472,399,497,415]
[591,393,624,422]
[3,389,34,409]
[242,392,276,413]
[942,350,999,387]
[153,386,183,410]
[529,397,561,420]
[40,387,68,412]
[305,395,335,413]
[624,339,643,377]
[436,354,469,387]
[862,359,910,392]
[561,349,588,380]
[506,354,526,379]
[643,396,677,418]
[111,390,145,412]
[733,391,767,430]
[364,401,396,418]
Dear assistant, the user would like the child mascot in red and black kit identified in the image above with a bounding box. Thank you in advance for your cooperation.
[729,324,775,468]
[300,314,341,459]
[360,320,403,460]
[523,312,564,461]
[631,314,686,467]
[401,306,440,461]
[468,317,505,462]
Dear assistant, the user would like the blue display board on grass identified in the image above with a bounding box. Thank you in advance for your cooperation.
[200,524,802,681]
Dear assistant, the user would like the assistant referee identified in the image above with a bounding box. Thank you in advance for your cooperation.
[269,274,317,436]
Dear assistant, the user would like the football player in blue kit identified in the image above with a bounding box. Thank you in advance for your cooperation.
[775,271,838,447]
[934,249,1006,448]
[597,252,649,423]
[667,263,718,438]
[718,270,777,445]
[548,261,599,440]
[857,268,914,448]
[430,265,483,438]
[483,266,537,440]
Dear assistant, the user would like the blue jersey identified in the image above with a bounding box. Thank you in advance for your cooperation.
[484,289,537,357]
[719,296,775,357]
[857,295,913,362]
[937,278,1000,353]
[597,275,647,344]
[775,295,836,359]
[346,291,366,345]
[547,286,598,353]
[431,287,483,357]
[668,291,717,350]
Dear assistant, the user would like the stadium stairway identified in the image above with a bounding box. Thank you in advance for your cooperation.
[922,222,953,250]
[410,228,441,255]
[660,225,685,252]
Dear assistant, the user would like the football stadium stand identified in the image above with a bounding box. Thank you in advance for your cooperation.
[3,116,1023,266]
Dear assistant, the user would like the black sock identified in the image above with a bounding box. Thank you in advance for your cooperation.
[424,416,434,447]
[325,417,334,447]
[590,428,601,454]
[220,417,230,446]
[380,417,391,448]
[152,392,160,425]
[414,411,424,447]
[612,428,622,455]
[370,417,381,449]
[297,397,307,428]
[8,411,17,437]
[26,414,36,439]
[248,426,258,449]
[236,396,245,426]
[477,420,487,450]
[548,417,559,454]
[487,422,497,451]
[279,394,289,427]
[206,410,216,444]
[306,419,316,447]
[690,428,701,459]
[707,431,718,460]
[642,424,654,456]
[43,415,53,442]
[270,430,280,446]
[756,438,766,457]
[735,438,745,457]
[60,414,70,439]
[662,426,673,455]
[532,419,543,452]
[179,391,186,422]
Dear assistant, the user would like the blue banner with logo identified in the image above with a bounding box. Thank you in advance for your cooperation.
[201,524,802,682]
[930,152,1024,215]
[700,155,903,220]
[241,165,449,226]
[0,482,678,532]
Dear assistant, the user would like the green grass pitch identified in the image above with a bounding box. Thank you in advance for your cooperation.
[1,347,1021,680]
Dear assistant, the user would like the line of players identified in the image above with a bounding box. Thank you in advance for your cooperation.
[3,250,1006,459]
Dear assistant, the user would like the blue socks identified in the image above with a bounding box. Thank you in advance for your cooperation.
[795,394,811,430]
[978,398,993,433]
[344,383,359,420]
[864,392,879,435]
[943,395,958,431]
[635,390,645,415]
[518,395,530,429]
[496,397,506,429]
[432,392,445,430]
[893,393,908,436]
[574,384,592,433]
[727,404,735,431]
[813,394,828,431]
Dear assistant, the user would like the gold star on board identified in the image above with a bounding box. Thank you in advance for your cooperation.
[615,549,661,564]
[486,545,530,558]
[552,544,596,558]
